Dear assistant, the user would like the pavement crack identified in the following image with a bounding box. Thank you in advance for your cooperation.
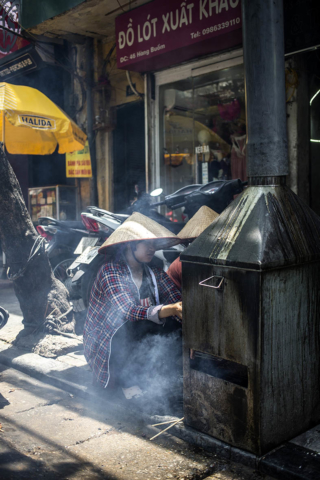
[16,398,64,413]
[65,427,114,448]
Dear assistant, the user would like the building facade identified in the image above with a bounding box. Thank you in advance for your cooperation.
[9,0,320,218]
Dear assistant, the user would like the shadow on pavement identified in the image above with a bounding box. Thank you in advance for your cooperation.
[0,432,118,479]
[0,361,184,460]
[0,393,9,409]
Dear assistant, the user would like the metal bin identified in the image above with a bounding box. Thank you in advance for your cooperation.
[181,184,320,455]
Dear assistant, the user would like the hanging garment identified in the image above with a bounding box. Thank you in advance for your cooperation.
[218,99,241,122]
[230,134,247,181]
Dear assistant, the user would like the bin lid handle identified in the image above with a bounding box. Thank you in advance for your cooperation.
[199,275,224,290]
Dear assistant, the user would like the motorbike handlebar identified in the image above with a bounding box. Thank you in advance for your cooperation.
[152,200,166,207]
[151,200,187,209]
[171,201,187,209]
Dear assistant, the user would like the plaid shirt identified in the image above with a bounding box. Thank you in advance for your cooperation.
[83,259,182,387]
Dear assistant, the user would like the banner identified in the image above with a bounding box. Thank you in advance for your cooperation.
[116,0,242,72]
[66,141,92,178]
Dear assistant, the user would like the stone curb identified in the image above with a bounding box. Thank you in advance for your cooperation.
[0,340,319,480]
[0,279,13,289]
[260,443,320,480]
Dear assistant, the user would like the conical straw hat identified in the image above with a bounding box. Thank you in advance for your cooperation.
[178,206,219,240]
[99,212,181,254]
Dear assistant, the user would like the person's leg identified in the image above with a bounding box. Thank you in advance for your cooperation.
[109,324,133,388]
[109,320,182,389]
[128,321,183,391]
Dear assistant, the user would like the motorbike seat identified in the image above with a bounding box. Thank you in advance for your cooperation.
[112,214,129,221]
[55,220,85,230]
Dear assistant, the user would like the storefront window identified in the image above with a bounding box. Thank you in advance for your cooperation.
[159,63,246,219]
[159,78,195,199]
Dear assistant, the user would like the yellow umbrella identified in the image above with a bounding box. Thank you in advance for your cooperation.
[0,82,86,155]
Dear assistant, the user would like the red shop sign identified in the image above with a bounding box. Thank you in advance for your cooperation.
[116,0,242,72]
[0,2,29,60]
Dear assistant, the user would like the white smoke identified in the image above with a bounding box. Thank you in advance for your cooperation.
[119,329,183,416]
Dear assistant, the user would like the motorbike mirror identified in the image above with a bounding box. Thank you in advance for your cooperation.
[150,188,163,197]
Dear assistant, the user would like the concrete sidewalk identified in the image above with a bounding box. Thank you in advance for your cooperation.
[0,362,275,480]
[0,280,320,480]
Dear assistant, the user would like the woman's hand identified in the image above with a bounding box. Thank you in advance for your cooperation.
[172,301,182,319]
[159,302,182,320]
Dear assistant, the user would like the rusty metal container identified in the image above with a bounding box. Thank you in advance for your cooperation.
[181,183,320,455]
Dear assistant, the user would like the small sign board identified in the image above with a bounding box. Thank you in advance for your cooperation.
[0,52,37,79]
[202,162,209,184]
[66,141,92,178]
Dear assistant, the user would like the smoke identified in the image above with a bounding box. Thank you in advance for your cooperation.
[112,326,183,416]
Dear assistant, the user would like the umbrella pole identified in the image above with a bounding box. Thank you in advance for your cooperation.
[1,111,5,278]
[2,110,4,148]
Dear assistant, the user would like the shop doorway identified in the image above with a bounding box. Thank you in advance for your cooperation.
[113,101,145,212]
[155,54,246,222]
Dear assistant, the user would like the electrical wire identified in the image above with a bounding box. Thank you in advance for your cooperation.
[101,42,116,79]
[116,0,126,13]
[107,56,118,76]
[310,88,320,143]
[126,70,144,98]
[310,89,320,106]
[0,24,27,40]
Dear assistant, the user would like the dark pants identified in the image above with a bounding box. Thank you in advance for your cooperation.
[109,318,182,389]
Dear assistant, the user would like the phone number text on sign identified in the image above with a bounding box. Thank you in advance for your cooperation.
[202,17,240,35]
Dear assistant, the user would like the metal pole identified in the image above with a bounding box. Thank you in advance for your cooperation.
[2,112,6,278]
[242,0,288,178]
[86,37,98,205]
[2,110,4,146]
[144,73,150,193]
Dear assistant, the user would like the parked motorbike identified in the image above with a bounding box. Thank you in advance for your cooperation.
[151,178,245,217]
[37,217,90,266]
[67,209,125,309]
[127,179,244,228]
[66,179,246,310]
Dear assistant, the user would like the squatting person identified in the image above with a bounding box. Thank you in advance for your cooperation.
[83,212,183,392]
